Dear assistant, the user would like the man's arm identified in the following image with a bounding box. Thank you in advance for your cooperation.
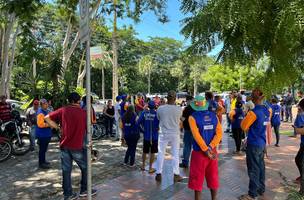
[44,115,59,130]
[189,116,208,152]
[209,118,223,149]
[241,111,257,132]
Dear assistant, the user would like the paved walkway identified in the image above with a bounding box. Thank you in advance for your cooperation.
[0,121,301,200]
[92,123,301,200]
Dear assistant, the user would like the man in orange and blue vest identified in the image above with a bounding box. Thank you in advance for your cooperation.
[239,89,270,200]
[188,96,223,200]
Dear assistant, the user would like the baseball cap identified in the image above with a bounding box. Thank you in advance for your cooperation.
[33,100,39,105]
[40,99,48,104]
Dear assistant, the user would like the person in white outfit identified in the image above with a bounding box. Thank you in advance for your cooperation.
[114,96,122,141]
[155,90,183,183]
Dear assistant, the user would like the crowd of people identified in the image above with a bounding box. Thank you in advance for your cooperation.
[1,88,304,200]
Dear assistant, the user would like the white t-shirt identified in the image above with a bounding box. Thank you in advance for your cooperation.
[114,102,121,121]
[157,104,182,135]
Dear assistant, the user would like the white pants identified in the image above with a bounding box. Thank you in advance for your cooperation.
[156,133,180,175]
[115,118,121,139]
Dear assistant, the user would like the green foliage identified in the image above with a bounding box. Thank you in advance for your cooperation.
[181,0,304,90]
[203,64,264,92]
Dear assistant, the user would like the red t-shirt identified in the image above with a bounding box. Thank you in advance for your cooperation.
[49,105,86,150]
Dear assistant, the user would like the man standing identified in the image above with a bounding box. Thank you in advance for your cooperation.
[225,93,232,133]
[179,95,194,168]
[155,90,183,182]
[45,92,97,200]
[114,96,122,141]
[285,92,294,122]
[26,100,39,151]
[188,96,223,200]
[239,89,270,200]
[0,95,12,122]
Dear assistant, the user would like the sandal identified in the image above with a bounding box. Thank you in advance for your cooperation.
[238,194,257,200]
[148,168,156,174]
[140,166,146,171]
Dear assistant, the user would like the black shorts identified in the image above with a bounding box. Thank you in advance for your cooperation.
[143,140,158,154]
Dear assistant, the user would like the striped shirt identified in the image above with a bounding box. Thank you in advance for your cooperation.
[0,102,12,122]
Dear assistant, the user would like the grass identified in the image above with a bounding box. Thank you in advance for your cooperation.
[280,130,294,136]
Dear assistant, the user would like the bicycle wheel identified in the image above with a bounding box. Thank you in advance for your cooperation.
[11,133,31,155]
[0,139,12,162]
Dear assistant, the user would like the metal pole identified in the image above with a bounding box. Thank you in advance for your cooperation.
[85,0,92,198]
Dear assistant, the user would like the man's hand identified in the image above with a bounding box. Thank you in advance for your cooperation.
[205,149,217,160]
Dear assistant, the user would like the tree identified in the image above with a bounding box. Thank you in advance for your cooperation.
[0,0,42,97]
[181,0,304,91]
[203,64,264,92]
[138,55,154,94]
[101,0,168,99]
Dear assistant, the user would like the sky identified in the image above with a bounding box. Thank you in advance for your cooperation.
[46,0,222,56]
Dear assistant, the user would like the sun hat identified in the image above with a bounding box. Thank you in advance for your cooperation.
[190,96,209,111]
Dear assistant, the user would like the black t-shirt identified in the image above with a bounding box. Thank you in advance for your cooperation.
[106,106,115,116]
[182,105,195,131]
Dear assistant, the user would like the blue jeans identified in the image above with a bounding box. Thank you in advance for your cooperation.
[61,148,87,197]
[124,133,139,165]
[246,145,265,198]
[182,129,193,166]
[37,137,51,165]
[29,125,36,148]
[285,106,293,121]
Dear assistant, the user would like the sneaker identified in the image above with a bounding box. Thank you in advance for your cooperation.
[79,189,98,197]
[155,173,162,182]
[173,174,183,182]
[64,193,78,200]
[39,163,51,169]
[44,161,51,165]
[30,147,35,151]
[179,163,188,168]
[275,144,280,147]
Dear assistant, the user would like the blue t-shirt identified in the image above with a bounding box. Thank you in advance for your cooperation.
[208,100,218,113]
[122,113,139,137]
[271,104,281,127]
[247,105,270,148]
[137,110,159,141]
[231,108,244,129]
[294,112,304,144]
[191,110,218,151]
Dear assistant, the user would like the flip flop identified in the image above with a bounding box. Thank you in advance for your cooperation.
[149,168,156,174]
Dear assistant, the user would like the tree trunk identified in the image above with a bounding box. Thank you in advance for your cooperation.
[61,0,102,79]
[0,13,15,96]
[77,50,86,87]
[0,27,4,69]
[112,0,119,100]
[148,70,151,94]
[193,79,198,96]
[102,66,105,101]
[7,25,19,98]
[32,58,37,96]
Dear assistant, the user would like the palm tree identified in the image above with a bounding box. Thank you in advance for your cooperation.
[138,55,154,94]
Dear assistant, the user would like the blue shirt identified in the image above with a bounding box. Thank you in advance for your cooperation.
[271,104,281,127]
[35,108,52,138]
[231,108,244,129]
[247,105,270,148]
[191,110,218,151]
[122,113,139,137]
[137,110,159,141]
[294,112,304,144]
[208,100,218,113]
